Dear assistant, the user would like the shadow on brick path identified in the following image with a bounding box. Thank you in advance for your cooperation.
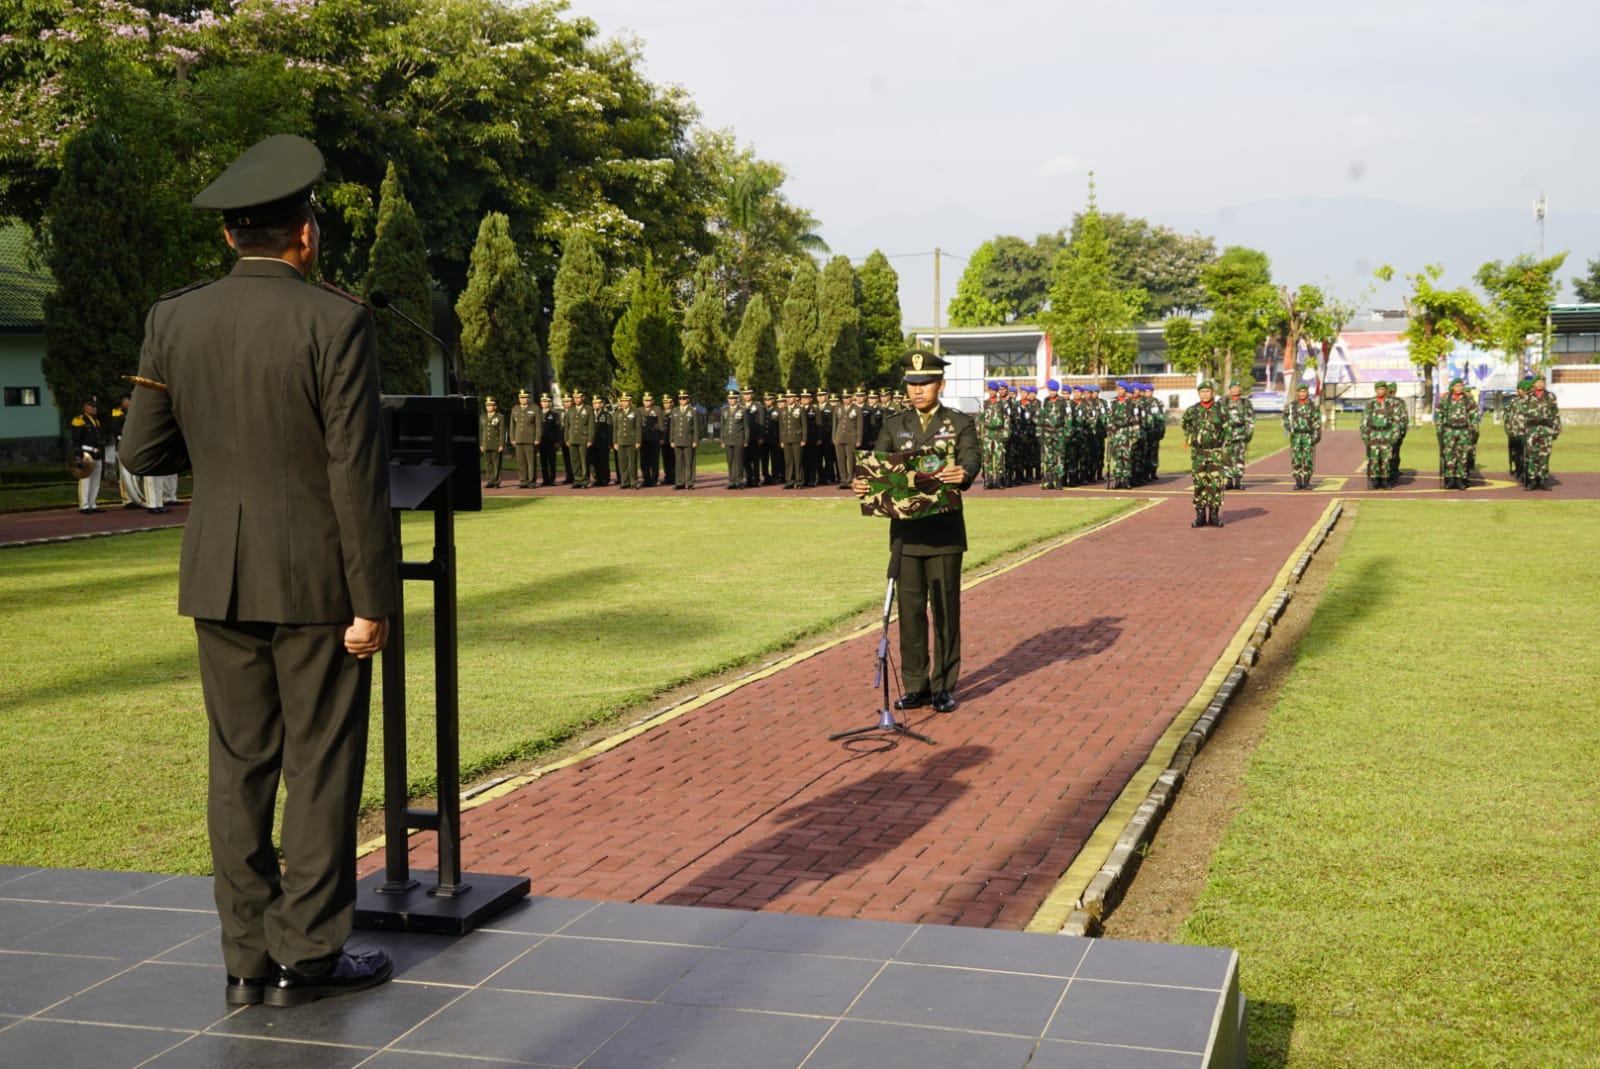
[955,618,1123,703]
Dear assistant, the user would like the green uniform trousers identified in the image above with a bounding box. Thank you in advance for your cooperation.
[897,551,963,695]
[194,619,371,979]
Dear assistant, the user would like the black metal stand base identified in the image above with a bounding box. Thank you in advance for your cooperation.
[354,870,530,936]
[829,706,935,745]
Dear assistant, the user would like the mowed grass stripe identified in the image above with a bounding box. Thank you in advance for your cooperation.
[1180,499,1600,1068]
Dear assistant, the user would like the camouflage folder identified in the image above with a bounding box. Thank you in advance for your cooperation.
[854,449,962,520]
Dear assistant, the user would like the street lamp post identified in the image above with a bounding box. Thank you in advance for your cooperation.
[1534,194,1550,376]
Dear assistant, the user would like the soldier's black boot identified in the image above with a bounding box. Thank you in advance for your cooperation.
[1210,507,1224,527]
[1192,508,1207,528]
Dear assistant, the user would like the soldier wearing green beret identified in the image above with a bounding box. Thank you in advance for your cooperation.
[1220,379,1255,490]
[1360,381,1407,489]
[120,134,395,1005]
[1282,382,1321,490]
[1521,374,1561,489]
[851,350,981,713]
[1435,378,1478,490]
[1181,381,1229,526]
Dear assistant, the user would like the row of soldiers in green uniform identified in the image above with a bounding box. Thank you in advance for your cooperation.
[1501,375,1561,490]
[1360,375,1562,491]
[479,385,915,491]
[979,379,1257,492]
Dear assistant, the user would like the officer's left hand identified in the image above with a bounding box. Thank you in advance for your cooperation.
[345,616,389,659]
[934,464,965,485]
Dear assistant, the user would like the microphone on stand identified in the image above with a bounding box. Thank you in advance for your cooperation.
[369,290,463,395]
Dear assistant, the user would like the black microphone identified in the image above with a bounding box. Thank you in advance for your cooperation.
[367,290,462,394]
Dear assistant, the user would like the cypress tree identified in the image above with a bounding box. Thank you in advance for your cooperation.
[855,250,902,386]
[1043,176,1141,376]
[680,280,729,403]
[456,211,541,406]
[547,230,613,397]
[613,252,682,397]
[777,258,821,389]
[41,124,154,415]
[817,254,861,390]
[363,162,433,393]
[731,294,780,395]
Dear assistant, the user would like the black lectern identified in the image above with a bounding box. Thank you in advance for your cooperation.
[353,395,529,934]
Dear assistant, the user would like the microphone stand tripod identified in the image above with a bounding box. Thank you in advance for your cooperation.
[830,540,934,745]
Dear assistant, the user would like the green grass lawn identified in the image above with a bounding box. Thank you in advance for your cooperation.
[1180,500,1600,1068]
[0,493,1131,872]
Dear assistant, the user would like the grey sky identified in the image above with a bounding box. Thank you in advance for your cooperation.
[572,0,1599,322]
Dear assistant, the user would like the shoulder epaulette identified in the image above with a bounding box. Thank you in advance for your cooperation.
[316,281,366,306]
[70,415,86,427]
[156,279,215,302]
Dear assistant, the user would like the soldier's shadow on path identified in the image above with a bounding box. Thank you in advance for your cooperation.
[656,745,993,910]
[1216,506,1266,526]
[955,617,1123,703]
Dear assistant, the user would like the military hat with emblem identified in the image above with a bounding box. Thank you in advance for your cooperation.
[484,396,497,404]
[900,349,948,384]
[193,134,325,227]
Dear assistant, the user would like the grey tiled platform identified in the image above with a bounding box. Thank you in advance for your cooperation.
[0,867,1244,1068]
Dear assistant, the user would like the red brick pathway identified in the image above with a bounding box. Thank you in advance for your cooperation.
[356,440,1372,930]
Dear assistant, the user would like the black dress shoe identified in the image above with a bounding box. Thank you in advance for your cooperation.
[225,974,265,1006]
[264,948,393,1008]
[932,691,958,713]
[893,690,931,710]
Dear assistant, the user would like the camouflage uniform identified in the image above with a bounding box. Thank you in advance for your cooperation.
[1087,388,1109,482]
[1038,384,1068,489]
[1220,385,1254,489]
[1434,383,1478,489]
[1504,384,1528,482]
[1107,385,1142,489]
[979,387,1010,489]
[1182,387,1229,526]
[1281,388,1322,489]
[1521,381,1561,488]
[1140,384,1166,483]
[1359,384,1405,489]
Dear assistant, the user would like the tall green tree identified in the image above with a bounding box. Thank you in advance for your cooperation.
[1042,176,1142,376]
[817,255,861,390]
[778,258,822,389]
[1161,316,1215,380]
[946,242,1008,327]
[1375,264,1489,409]
[947,234,1058,326]
[1075,213,1216,320]
[547,230,612,397]
[1475,253,1568,374]
[365,161,434,393]
[456,211,540,406]
[680,281,729,403]
[1266,284,1330,388]
[40,124,154,416]
[706,136,828,319]
[730,294,780,396]
[1200,246,1275,385]
[856,250,903,387]
[1569,257,1600,304]
[612,252,681,397]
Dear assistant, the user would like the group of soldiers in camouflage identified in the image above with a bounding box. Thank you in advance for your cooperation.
[480,385,914,492]
[978,379,1169,491]
[1503,374,1561,490]
[1359,381,1410,489]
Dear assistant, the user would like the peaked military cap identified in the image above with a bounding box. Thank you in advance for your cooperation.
[899,348,947,384]
[727,388,739,398]
[518,389,530,398]
[677,390,691,398]
[484,396,497,404]
[194,134,324,227]
[540,393,552,401]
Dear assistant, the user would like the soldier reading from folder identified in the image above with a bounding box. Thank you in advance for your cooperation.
[851,350,981,714]
[122,134,398,1009]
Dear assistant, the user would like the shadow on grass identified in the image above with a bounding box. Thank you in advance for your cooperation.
[956,618,1123,703]
[652,745,993,910]
[1246,998,1297,1069]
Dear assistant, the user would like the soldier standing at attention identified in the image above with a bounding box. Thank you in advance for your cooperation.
[1435,378,1478,490]
[659,394,677,488]
[121,133,396,1007]
[1220,380,1254,490]
[588,395,612,487]
[1504,380,1529,483]
[70,397,106,513]
[832,388,862,490]
[1182,381,1229,527]
[1038,380,1066,490]
[480,396,506,488]
[742,386,765,489]
[668,389,699,489]
[720,387,748,489]
[1282,382,1322,490]
[1360,381,1401,489]
[1107,381,1141,490]
[778,389,806,489]
[612,392,642,489]
[563,388,594,488]
[537,393,561,486]
[979,382,1008,489]
[1087,384,1109,483]
[1521,374,1561,489]
[850,350,980,714]
[800,389,822,487]
[510,389,538,488]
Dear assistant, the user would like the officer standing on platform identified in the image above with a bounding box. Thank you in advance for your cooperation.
[120,133,396,1006]
[851,350,980,714]
[509,389,539,488]
[479,396,506,488]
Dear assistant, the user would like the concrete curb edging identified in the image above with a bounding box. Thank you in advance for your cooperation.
[1056,502,1344,937]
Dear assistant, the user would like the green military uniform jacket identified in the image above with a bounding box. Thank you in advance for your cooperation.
[719,402,748,447]
[510,402,540,444]
[668,403,699,446]
[872,403,982,556]
[122,257,396,623]
[564,401,595,446]
[481,409,505,450]
[612,405,643,446]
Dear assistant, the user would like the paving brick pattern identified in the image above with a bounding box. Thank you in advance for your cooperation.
[358,440,1365,929]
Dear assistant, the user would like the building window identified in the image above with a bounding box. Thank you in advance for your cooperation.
[3,386,41,407]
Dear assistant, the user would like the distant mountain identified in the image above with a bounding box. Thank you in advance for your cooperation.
[823,196,1600,333]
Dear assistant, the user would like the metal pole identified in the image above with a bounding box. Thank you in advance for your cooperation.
[933,246,941,356]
